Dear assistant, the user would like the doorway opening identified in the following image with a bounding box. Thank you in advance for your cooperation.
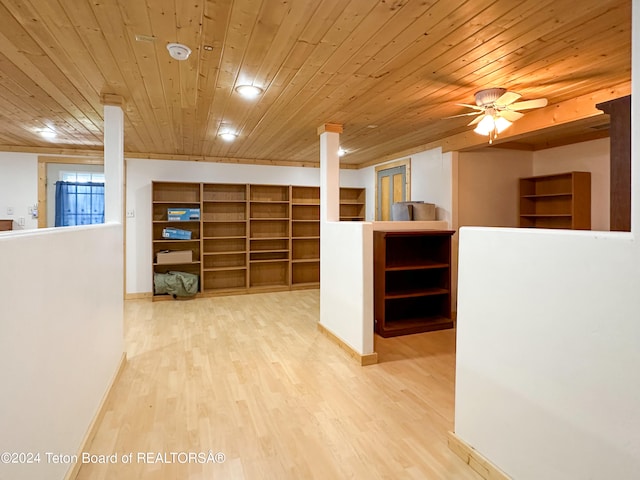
[375,158,411,221]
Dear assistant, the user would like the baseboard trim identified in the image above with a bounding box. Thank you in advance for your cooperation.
[64,352,127,480]
[317,323,378,366]
[448,431,511,480]
[125,292,153,300]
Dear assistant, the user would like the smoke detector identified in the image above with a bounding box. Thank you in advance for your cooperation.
[166,43,191,61]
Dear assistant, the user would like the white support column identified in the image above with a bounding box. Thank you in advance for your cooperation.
[103,95,124,223]
[318,122,376,361]
[318,123,342,222]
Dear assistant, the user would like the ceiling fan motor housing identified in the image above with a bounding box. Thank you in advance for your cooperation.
[475,88,507,106]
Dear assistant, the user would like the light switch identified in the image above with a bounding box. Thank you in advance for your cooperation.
[7,207,13,215]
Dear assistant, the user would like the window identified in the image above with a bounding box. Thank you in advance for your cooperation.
[61,172,105,183]
[54,172,105,226]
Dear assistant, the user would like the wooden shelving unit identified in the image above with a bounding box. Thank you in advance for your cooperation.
[373,230,454,338]
[519,172,591,229]
[151,182,202,299]
[291,186,320,288]
[151,182,366,297]
[340,187,366,221]
[249,185,290,290]
[201,183,248,294]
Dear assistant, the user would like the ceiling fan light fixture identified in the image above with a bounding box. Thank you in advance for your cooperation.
[235,84,263,98]
[456,87,546,144]
[494,116,512,134]
[473,114,495,136]
[473,113,512,143]
[166,43,192,61]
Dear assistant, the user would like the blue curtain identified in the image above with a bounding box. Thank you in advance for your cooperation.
[54,181,105,227]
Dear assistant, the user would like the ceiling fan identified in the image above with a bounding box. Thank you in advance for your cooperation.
[451,88,548,144]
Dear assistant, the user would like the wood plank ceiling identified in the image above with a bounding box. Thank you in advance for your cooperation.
[0,0,631,167]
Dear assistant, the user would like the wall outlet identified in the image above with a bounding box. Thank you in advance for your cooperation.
[18,217,25,226]
[126,209,135,218]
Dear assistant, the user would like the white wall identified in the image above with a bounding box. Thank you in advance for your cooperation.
[457,149,533,227]
[320,220,374,354]
[125,158,366,294]
[533,138,610,231]
[0,225,124,480]
[360,147,454,224]
[453,5,640,478]
[456,140,609,230]
[413,149,454,225]
[0,153,38,230]
[455,228,639,479]
[359,164,377,221]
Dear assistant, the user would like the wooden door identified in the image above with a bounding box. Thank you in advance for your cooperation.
[377,165,406,220]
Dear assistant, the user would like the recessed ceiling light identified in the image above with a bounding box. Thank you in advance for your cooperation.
[338,148,347,156]
[38,128,56,139]
[235,85,263,98]
[219,132,238,142]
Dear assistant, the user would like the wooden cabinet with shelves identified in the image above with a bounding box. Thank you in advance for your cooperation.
[373,230,454,338]
[151,182,202,299]
[340,187,366,221]
[151,182,366,297]
[519,172,591,229]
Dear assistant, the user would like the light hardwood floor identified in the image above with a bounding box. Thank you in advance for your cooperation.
[76,290,481,480]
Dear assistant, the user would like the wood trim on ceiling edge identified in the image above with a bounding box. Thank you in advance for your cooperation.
[0,145,357,169]
[130,155,360,169]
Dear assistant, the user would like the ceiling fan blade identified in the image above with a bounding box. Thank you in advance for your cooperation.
[445,111,483,119]
[455,103,484,111]
[508,98,548,110]
[467,115,484,126]
[494,91,521,107]
[498,110,525,122]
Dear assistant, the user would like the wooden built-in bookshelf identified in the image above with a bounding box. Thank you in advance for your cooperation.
[151,182,203,298]
[249,185,290,290]
[339,187,366,221]
[201,183,248,294]
[519,172,591,230]
[291,186,320,289]
[151,182,364,299]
